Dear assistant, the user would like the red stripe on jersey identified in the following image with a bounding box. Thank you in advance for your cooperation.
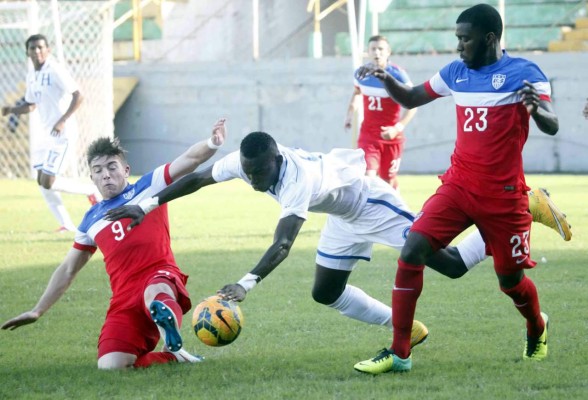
[539,94,551,102]
[73,242,97,254]
[424,81,442,99]
[164,163,172,184]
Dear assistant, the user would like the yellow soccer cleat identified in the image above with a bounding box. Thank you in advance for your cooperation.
[523,312,549,361]
[354,348,412,374]
[410,320,429,348]
[528,188,572,241]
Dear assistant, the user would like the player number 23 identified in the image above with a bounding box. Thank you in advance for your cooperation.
[510,230,530,258]
[463,107,488,132]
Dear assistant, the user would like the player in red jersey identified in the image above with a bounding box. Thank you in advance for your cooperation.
[354,4,559,374]
[345,35,417,189]
[1,119,227,369]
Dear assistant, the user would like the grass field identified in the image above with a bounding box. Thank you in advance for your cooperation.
[0,175,586,400]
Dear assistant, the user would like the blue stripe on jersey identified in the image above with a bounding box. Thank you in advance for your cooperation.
[367,198,414,222]
[439,52,548,93]
[316,250,371,262]
[355,64,410,88]
[78,171,155,233]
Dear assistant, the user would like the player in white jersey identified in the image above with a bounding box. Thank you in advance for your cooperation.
[1,34,101,232]
[2,119,227,369]
[106,130,493,348]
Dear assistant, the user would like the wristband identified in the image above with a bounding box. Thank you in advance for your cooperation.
[207,137,222,150]
[394,122,405,132]
[138,196,159,215]
[237,273,261,292]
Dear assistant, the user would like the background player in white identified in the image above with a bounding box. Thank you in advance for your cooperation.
[1,119,226,369]
[344,35,417,189]
[1,34,100,232]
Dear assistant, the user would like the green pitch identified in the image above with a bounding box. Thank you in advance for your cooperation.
[0,175,586,399]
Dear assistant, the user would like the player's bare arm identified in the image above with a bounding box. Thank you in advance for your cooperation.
[344,87,362,129]
[51,90,83,137]
[168,118,226,180]
[104,167,218,228]
[357,65,433,109]
[1,102,36,117]
[1,248,92,331]
[518,80,558,135]
[218,214,305,302]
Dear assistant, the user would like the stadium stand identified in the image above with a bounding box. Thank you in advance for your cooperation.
[336,0,587,55]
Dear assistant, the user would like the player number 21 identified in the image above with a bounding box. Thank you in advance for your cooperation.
[463,107,488,132]
[368,96,383,111]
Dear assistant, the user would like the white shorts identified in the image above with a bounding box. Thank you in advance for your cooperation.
[315,178,414,271]
[31,135,73,176]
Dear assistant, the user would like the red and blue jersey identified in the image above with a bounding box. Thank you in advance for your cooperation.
[73,164,180,297]
[354,64,412,143]
[424,51,552,198]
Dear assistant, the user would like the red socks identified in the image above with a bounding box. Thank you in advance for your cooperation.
[392,260,425,359]
[133,352,177,368]
[501,275,544,338]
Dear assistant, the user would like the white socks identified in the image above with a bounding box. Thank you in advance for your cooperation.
[328,285,392,327]
[39,187,76,231]
[456,229,488,270]
[52,176,100,197]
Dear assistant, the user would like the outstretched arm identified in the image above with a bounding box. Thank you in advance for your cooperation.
[357,64,434,109]
[1,248,92,330]
[218,214,306,302]
[1,102,35,117]
[104,166,218,228]
[168,118,227,180]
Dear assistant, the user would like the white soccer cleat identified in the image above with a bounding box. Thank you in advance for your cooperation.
[169,348,205,363]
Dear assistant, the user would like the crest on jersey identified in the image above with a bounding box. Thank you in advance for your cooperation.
[123,188,135,200]
[492,74,506,89]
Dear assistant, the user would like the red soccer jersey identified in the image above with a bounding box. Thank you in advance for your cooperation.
[424,52,552,198]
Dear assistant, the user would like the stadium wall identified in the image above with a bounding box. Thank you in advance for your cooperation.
[114,52,588,174]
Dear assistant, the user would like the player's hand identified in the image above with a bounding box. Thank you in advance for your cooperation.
[210,118,227,148]
[217,283,247,302]
[1,106,11,117]
[104,205,145,230]
[1,311,41,330]
[344,114,353,130]
[356,63,388,81]
[518,80,540,115]
[51,119,66,137]
[381,126,401,140]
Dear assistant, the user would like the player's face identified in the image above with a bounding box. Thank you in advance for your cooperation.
[367,40,391,68]
[89,155,130,200]
[455,22,488,69]
[27,39,50,70]
[241,151,282,192]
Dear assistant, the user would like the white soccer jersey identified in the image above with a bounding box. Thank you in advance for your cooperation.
[212,145,369,221]
[211,144,416,270]
[24,55,79,137]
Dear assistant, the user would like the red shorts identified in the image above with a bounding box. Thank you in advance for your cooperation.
[97,267,191,358]
[357,139,404,182]
[411,183,536,275]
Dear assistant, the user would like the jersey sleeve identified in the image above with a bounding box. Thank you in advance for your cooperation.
[73,230,97,253]
[524,61,552,101]
[211,151,244,182]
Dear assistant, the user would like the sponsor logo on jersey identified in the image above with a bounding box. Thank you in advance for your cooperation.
[492,74,506,90]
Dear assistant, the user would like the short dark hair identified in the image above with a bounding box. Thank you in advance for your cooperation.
[240,132,277,159]
[456,4,503,40]
[25,34,49,51]
[368,35,389,45]
[87,137,127,166]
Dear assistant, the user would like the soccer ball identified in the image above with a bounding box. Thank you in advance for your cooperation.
[191,295,244,347]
